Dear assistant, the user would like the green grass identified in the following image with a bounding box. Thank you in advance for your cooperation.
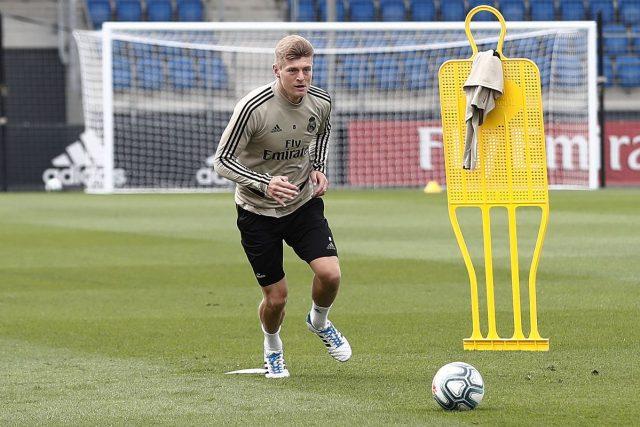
[1,189,638,425]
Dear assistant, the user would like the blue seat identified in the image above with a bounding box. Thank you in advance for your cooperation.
[312,56,328,88]
[531,0,555,20]
[467,0,495,21]
[168,57,197,89]
[403,55,429,90]
[147,0,173,21]
[501,0,526,21]
[380,0,405,21]
[113,57,132,89]
[339,55,371,89]
[116,0,142,21]
[616,55,640,87]
[294,0,317,21]
[349,0,375,21]
[360,31,387,47]
[410,0,435,21]
[559,0,585,21]
[318,0,346,21]
[303,32,327,49]
[136,57,164,90]
[177,0,203,21]
[620,1,640,26]
[603,55,615,87]
[604,24,629,56]
[589,0,614,24]
[334,33,359,48]
[441,0,465,21]
[374,56,401,90]
[87,0,112,28]
[200,56,229,90]
[631,25,640,52]
[554,54,585,86]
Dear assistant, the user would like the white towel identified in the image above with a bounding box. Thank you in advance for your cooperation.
[462,50,504,170]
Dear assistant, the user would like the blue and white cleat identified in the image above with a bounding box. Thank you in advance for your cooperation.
[264,351,290,378]
[306,314,352,362]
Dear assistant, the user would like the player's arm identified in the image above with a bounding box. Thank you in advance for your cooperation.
[310,102,331,175]
[213,98,298,205]
[309,100,331,196]
[213,102,272,193]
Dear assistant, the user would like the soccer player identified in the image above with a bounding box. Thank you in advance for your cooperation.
[213,35,351,378]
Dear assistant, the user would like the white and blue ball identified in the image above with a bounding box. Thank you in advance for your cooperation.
[432,362,484,411]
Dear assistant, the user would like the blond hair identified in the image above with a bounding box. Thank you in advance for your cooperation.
[274,35,314,67]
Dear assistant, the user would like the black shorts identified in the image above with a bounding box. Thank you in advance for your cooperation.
[236,197,338,286]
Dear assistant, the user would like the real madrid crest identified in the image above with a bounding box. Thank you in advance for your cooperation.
[307,116,317,132]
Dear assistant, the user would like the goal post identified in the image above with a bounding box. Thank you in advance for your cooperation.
[74,21,598,193]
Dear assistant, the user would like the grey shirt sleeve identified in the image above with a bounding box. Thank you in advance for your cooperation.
[213,100,271,193]
[310,101,331,174]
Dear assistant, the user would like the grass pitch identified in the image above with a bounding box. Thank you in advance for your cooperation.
[1,189,639,425]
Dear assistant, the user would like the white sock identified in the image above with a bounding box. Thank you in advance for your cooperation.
[310,302,331,330]
[262,324,283,354]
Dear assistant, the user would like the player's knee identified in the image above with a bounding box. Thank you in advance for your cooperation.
[265,290,288,310]
[317,268,341,288]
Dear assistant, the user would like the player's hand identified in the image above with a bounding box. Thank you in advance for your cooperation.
[267,176,299,206]
[310,171,328,197]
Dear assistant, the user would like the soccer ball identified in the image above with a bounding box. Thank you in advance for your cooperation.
[45,177,63,192]
[432,362,484,410]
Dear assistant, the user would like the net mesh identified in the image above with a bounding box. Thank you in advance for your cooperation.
[74,24,595,193]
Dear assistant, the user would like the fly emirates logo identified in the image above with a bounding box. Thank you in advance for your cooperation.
[263,139,309,161]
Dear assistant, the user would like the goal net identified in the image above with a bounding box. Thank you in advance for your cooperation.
[74,21,597,193]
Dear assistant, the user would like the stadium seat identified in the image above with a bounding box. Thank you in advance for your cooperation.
[604,24,629,56]
[410,0,436,21]
[312,56,328,88]
[113,57,132,89]
[303,32,328,49]
[559,0,585,21]
[604,55,615,87]
[294,0,317,21]
[116,0,142,21]
[334,33,359,48]
[500,0,526,21]
[87,0,112,28]
[177,0,203,21]
[467,0,496,21]
[555,54,585,87]
[589,0,615,24]
[318,0,346,21]
[374,56,402,90]
[631,25,640,52]
[200,56,229,90]
[360,31,387,47]
[441,0,465,21]
[339,55,371,89]
[530,0,555,21]
[168,57,197,89]
[620,1,640,26]
[136,57,164,90]
[403,55,429,90]
[380,0,406,21]
[349,0,376,22]
[147,0,173,21]
[616,55,640,87]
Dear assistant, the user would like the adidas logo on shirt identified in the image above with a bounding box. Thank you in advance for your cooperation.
[271,124,282,133]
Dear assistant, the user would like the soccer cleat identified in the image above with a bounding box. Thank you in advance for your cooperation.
[306,314,352,362]
[263,351,290,378]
